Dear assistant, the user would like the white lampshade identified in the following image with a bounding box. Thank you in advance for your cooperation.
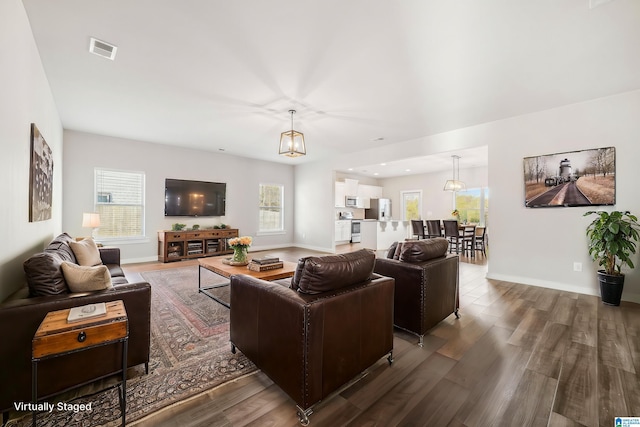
[82,212,101,228]
[443,155,466,192]
[443,179,466,192]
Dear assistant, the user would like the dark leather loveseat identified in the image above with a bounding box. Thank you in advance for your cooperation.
[0,233,151,418]
[229,249,394,425]
[374,238,459,347]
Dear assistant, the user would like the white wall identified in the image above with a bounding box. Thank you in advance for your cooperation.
[0,0,63,301]
[293,160,335,253]
[63,130,295,263]
[296,90,640,303]
[380,166,488,220]
[487,91,640,302]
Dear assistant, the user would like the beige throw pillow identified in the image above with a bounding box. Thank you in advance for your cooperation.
[61,262,113,292]
[69,238,102,266]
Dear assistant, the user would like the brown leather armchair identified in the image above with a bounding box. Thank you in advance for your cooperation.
[374,238,459,347]
[229,249,394,425]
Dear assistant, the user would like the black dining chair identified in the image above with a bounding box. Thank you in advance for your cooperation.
[474,226,487,255]
[425,220,442,238]
[410,220,427,240]
[461,225,476,257]
[443,220,461,253]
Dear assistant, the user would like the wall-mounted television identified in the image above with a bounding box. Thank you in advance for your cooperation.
[165,179,226,217]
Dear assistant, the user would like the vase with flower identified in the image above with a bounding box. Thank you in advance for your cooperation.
[228,236,252,265]
[451,209,460,220]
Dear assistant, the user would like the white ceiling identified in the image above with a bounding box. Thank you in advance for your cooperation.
[22,0,640,175]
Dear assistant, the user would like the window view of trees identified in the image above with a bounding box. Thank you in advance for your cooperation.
[455,188,489,225]
[401,191,422,221]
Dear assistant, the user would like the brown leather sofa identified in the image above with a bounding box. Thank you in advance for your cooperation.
[374,238,459,347]
[229,249,394,425]
[0,233,151,417]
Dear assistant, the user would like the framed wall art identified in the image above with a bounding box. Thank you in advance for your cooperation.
[523,147,615,208]
[29,123,53,221]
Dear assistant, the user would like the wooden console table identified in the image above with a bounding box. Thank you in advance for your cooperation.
[31,300,128,427]
[158,228,238,262]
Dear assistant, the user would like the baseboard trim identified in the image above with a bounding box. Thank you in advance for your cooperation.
[122,256,158,265]
[486,272,640,304]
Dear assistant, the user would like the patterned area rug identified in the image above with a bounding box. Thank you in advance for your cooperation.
[8,266,256,427]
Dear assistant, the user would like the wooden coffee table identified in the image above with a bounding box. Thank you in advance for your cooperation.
[198,257,297,308]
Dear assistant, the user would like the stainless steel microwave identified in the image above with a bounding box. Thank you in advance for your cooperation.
[345,196,361,207]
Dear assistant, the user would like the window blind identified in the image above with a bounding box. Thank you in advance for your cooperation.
[95,168,145,239]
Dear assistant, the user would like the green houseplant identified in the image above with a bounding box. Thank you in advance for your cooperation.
[584,210,640,305]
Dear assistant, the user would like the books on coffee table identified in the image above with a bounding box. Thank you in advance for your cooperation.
[251,255,280,265]
[247,261,284,272]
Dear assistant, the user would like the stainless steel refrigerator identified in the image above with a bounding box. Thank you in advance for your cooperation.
[365,198,391,221]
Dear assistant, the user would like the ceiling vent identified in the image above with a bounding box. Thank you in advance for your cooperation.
[89,37,117,60]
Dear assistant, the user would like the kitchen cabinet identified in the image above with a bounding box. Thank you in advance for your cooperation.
[335,182,346,207]
[344,179,359,196]
[356,185,383,209]
[334,220,352,243]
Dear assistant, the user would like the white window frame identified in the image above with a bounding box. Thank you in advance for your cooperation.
[454,187,489,226]
[258,183,285,234]
[400,190,423,221]
[94,167,146,242]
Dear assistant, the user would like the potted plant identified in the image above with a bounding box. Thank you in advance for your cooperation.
[584,210,640,305]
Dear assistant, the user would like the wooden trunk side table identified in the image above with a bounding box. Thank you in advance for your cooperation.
[31,300,129,426]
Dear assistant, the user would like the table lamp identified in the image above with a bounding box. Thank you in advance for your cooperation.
[82,212,101,240]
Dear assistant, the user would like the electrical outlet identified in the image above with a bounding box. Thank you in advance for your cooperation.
[573,262,582,272]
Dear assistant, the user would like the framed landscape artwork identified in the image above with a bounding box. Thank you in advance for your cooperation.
[523,147,615,208]
[29,123,54,222]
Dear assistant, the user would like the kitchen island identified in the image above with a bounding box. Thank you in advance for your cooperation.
[359,220,411,251]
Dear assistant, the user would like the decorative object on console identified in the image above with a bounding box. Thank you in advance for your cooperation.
[29,123,54,222]
[443,155,466,192]
[172,223,186,231]
[279,109,306,157]
[227,236,252,265]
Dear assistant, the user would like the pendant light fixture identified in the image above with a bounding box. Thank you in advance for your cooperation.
[443,155,466,192]
[279,109,306,157]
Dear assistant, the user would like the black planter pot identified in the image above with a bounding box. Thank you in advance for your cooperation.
[597,270,625,306]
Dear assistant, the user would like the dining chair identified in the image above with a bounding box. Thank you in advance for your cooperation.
[425,220,442,238]
[461,225,476,257]
[410,220,427,240]
[443,220,461,253]
[474,226,487,255]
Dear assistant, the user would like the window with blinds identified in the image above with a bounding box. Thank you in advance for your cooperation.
[258,183,284,232]
[94,168,145,239]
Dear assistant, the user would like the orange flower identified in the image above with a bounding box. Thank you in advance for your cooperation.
[229,236,252,248]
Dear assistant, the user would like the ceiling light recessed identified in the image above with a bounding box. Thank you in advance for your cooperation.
[89,37,117,60]
[380,163,387,166]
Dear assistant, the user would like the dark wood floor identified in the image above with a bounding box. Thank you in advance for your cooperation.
[125,246,640,427]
